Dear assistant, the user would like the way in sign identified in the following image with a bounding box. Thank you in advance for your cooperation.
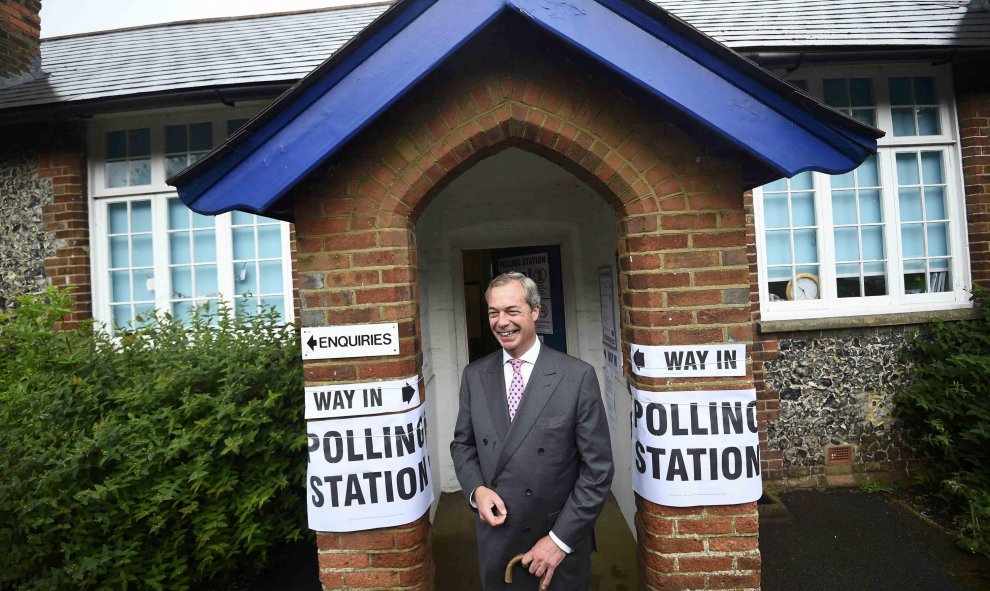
[662,348,737,372]
[305,376,421,420]
[631,344,746,378]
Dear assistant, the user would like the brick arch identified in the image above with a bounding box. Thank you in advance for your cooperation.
[295,63,760,591]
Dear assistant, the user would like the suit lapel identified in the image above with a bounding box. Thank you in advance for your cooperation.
[483,352,510,439]
[494,347,563,477]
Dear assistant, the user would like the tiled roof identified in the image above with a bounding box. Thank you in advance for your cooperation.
[1,0,988,111]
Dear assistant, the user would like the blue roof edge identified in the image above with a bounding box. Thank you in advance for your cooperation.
[170,0,882,220]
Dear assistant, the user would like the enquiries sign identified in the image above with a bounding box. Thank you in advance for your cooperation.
[301,323,400,360]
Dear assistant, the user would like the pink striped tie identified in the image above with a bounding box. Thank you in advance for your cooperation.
[507,358,525,421]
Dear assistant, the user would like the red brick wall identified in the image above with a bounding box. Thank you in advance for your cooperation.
[38,125,91,327]
[0,0,41,79]
[956,61,990,289]
[292,47,758,590]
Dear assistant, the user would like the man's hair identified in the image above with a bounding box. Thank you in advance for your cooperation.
[486,272,541,311]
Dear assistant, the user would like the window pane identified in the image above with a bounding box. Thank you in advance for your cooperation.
[170,233,191,264]
[189,122,212,151]
[231,210,254,225]
[891,108,916,136]
[898,187,923,221]
[109,202,129,233]
[862,226,885,260]
[860,190,882,223]
[790,172,814,191]
[166,155,187,179]
[889,77,912,105]
[832,191,857,225]
[168,199,189,230]
[901,224,924,257]
[111,270,131,302]
[859,155,879,186]
[258,260,283,293]
[914,77,936,104]
[235,262,255,295]
[193,230,217,262]
[106,130,127,159]
[192,211,214,229]
[766,231,792,265]
[834,227,859,261]
[793,229,818,263]
[849,78,873,107]
[917,108,940,135]
[194,265,218,297]
[920,152,943,184]
[925,187,946,220]
[227,118,250,137]
[851,110,876,127]
[791,192,815,226]
[232,227,256,259]
[112,304,132,327]
[129,159,151,185]
[237,298,258,316]
[129,129,150,157]
[896,153,920,185]
[133,270,154,300]
[131,201,152,232]
[165,125,187,153]
[832,170,854,190]
[131,234,153,267]
[106,160,129,188]
[171,267,192,298]
[110,236,129,268]
[257,225,281,258]
[927,223,949,257]
[763,193,789,228]
[823,79,848,107]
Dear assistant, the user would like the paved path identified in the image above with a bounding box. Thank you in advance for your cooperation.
[760,489,990,591]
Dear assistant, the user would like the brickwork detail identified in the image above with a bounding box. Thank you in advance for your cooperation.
[956,63,990,289]
[292,50,758,590]
[0,0,41,81]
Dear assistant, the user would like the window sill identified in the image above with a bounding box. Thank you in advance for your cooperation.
[758,307,978,334]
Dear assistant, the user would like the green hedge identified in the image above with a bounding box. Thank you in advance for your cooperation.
[0,288,308,590]
[897,287,990,557]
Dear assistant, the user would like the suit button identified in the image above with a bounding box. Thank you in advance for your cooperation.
[523,527,532,533]
[483,438,488,446]
[525,489,532,496]
[538,448,545,455]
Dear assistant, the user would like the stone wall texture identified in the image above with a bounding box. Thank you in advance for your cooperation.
[0,139,53,308]
[763,328,919,479]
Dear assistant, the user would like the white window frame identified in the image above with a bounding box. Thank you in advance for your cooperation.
[88,104,296,329]
[755,64,972,322]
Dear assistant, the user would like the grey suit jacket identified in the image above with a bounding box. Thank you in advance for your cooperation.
[450,345,614,590]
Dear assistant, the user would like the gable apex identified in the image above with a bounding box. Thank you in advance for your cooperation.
[170,0,882,219]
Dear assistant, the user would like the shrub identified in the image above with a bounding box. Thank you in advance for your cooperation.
[897,286,990,557]
[0,287,308,590]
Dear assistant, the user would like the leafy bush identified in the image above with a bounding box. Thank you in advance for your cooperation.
[897,286,990,557]
[0,287,308,590]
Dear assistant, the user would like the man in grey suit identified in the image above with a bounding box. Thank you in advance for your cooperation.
[451,272,614,590]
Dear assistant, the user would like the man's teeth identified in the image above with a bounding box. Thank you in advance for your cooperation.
[498,330,518,337]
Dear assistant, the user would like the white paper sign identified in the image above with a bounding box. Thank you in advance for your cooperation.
[307,405,434,531]
[603,346,622,371]
[301,323,400,360]
[631,387,761,507]
[497,253,554,335]
[630,344,746,378]
[305,377,421,419]
[603,367,618,426]
[598,265,618,348]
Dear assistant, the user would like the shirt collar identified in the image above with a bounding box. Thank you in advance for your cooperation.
[503,338,541,366]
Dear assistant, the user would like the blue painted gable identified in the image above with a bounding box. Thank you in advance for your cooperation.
[169,0,883,219]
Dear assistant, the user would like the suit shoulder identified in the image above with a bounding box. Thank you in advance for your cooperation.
[464,349,501,374]
[543,346,596,373]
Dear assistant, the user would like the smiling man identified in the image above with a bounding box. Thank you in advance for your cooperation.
[450,272,614,590]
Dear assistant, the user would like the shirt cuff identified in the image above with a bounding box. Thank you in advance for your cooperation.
[548,531,573,554]
[469,489,477,509]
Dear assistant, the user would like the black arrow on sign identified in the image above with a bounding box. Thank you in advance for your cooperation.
[402,383,415,404]
[633,348,645,370]
[306,335,317,351]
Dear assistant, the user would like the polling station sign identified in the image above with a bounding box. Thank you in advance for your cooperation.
[630,344,746,378]
[307,404,434,532]
[631,387,761,507]
[301,323,400,360]
[305,376,420,419]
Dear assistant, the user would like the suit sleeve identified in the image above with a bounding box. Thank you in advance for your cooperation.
[551,363,614,547]
[450,367,485,506]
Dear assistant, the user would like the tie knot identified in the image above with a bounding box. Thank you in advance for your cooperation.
[509,358,525,371]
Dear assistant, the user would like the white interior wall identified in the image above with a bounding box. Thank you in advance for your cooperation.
[416,147,635,535]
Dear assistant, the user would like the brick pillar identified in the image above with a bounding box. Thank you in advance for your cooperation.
[955,61,990,288]
[622,165,761,591]
[39,125,92,327]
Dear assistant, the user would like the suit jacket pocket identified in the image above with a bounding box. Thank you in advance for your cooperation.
[534,413,568,428]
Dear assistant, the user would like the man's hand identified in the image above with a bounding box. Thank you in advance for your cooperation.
[521,535,566,590]
[473,486,507,527]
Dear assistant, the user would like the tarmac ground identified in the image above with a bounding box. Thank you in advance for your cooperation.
[248,488,990,590]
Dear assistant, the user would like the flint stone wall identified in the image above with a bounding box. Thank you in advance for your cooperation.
[764,328,920,477]
[0,146,53,308]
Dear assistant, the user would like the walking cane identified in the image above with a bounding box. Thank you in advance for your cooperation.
[504,553,549,588]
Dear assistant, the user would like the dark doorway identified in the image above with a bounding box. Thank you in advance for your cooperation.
[462,245,566,362]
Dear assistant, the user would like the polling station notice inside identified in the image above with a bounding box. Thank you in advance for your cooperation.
[305,376,420,419]
[307,404,434,532]
[631,387,761,507]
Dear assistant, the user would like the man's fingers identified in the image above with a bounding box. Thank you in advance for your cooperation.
[541,566,555,590]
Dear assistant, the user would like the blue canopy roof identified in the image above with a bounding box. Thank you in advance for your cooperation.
[170,0,883,220]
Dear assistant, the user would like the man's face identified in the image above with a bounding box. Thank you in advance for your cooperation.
[487,280,539,358]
